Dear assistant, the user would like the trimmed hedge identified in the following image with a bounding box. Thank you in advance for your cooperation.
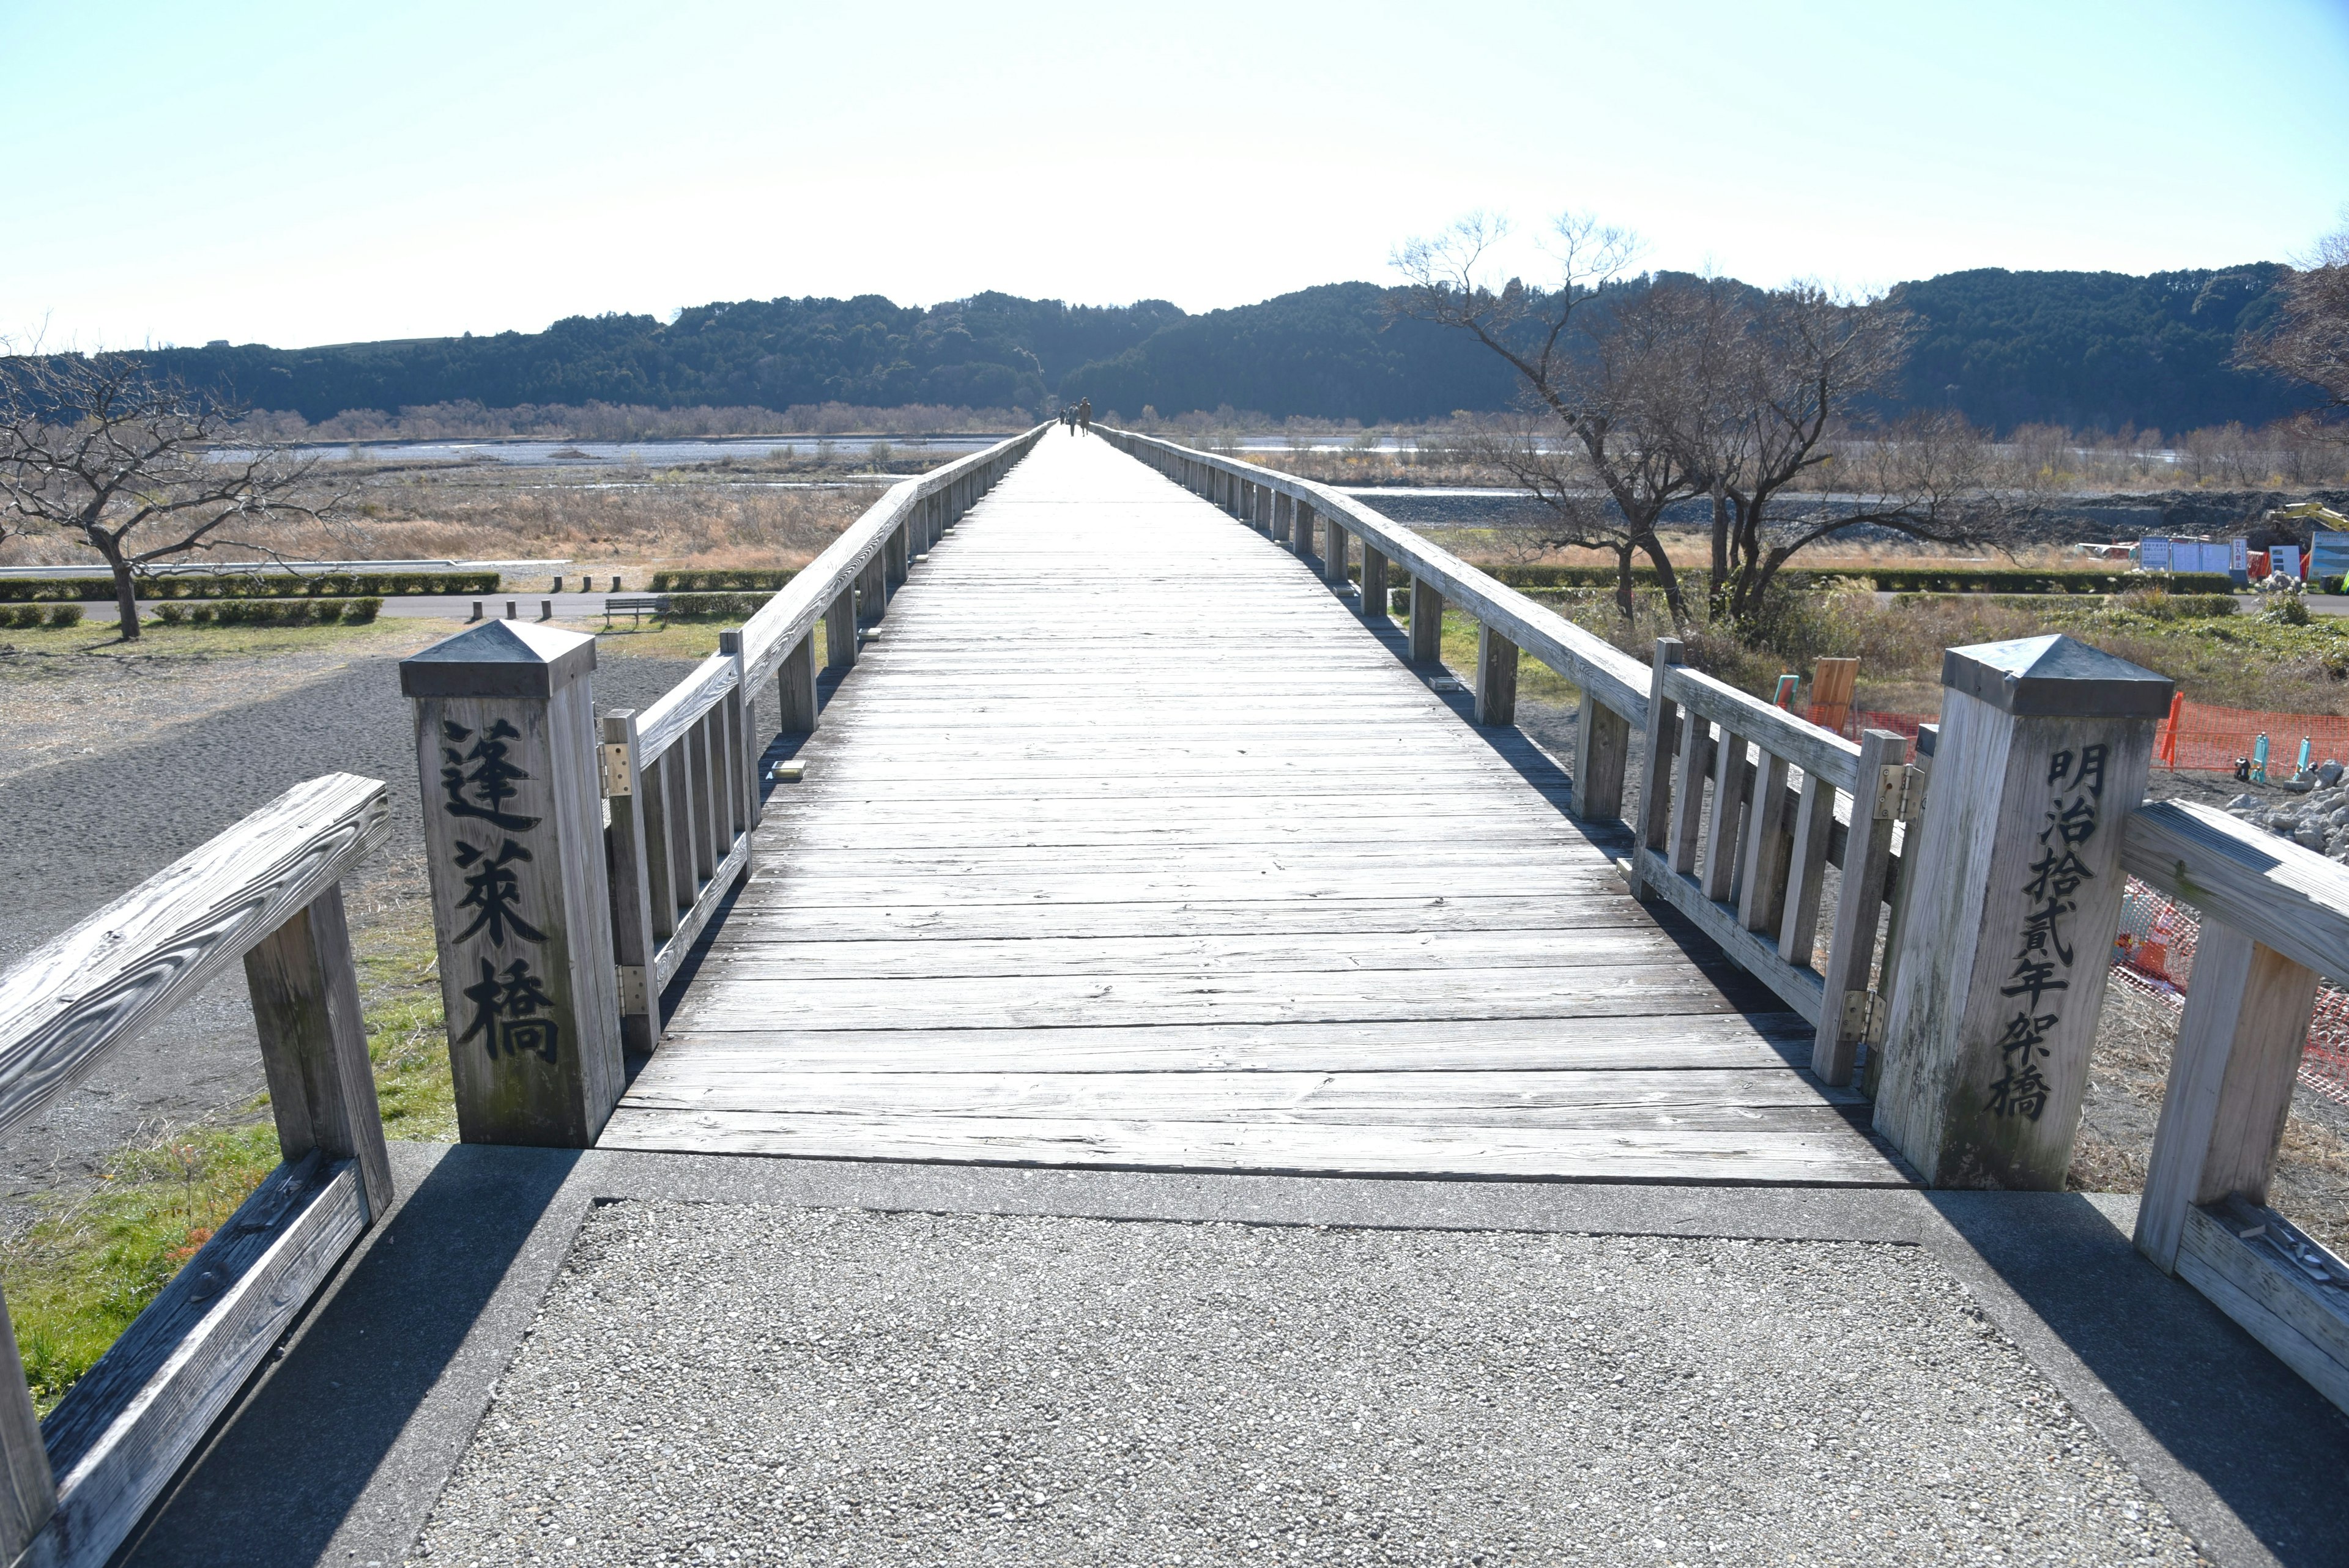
[0,604,83,629]
[1891,591,2239,619]
[650,569,798,593]
[1478,564,2236,596]
[152,597,382,627]
[0,571,497,603]
[659,591,774,621]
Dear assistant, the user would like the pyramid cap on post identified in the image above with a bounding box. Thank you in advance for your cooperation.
[399,620,598,700]
[1940,634,2173,719]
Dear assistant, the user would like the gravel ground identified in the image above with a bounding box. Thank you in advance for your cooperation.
[411,1203,2202,1568]
[0,644,700,1214]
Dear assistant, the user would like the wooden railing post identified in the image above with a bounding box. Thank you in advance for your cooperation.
[1272,492,1291,544]
[599,710,658,1053]
[856,552,886,627]
[400,623,625,1146]
[1409,577,1442,663]
[2136,921,2317,1271]
[245,884,395,1219]
[1295,500,1318,565]
[719,629,761,827]
[1630,637,1685,855]
[885,521,908,590]
[1323,516,1348,586]
[0,1293,53,1561]
[779,631,818,732]
[1474,625,1518,726]
[826,587,856,671]
[1873,634,2172,1187]
[1362,545,1389,622]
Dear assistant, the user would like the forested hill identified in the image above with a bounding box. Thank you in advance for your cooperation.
[1886,265,2304,432]
[136,266,2312,435]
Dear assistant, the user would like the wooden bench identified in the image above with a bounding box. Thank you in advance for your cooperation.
[603,593,670,627]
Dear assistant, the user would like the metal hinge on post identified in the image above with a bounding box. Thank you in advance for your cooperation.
[617,965,648,1015]
[599,742,633,798]
[1874,763,1926,823]
[1839,988,1888,1045]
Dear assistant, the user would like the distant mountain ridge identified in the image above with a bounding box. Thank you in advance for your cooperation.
[132,265,2315,436]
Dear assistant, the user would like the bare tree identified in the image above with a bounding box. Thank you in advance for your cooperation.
[2244,227,2349,424]
[1681,286,1999,623]
[1392,213,1707,623]
[0,352,329,640]
[1759,413,2021,607]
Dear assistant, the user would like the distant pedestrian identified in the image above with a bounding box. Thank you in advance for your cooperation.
[1077,397,1093,435]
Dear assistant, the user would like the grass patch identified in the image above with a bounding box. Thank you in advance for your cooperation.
[0,616,441,663]
[1429,610,1579,706]
[0,900,451,1414]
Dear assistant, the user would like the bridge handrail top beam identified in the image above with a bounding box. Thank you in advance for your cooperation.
[2123,797,2349,987]
[0,771,390,1137]
[735,424,1051,695]
[1105,429,1651,730]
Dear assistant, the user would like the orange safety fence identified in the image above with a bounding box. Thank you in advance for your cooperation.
[2156,697,2349,774]
[1805,703,1934,762]
[1818,698,2349,775]
[1791,692,2349,1099]
[2113,875,2349,1105]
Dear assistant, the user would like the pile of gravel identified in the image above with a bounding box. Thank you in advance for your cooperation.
[2222,766,2349,862]
[409,1202,2200,1567]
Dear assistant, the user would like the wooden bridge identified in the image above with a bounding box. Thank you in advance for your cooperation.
[601,434,1901,1183]
[3,423,2348,1565]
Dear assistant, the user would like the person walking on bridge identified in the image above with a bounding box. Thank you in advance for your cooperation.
[1077,396,1093,435]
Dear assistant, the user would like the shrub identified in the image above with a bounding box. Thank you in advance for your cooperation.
[660,591,771,621]
[0,571,495,603]
[43,604,81,628]
[152,597,379,627]
[648,569,796,593]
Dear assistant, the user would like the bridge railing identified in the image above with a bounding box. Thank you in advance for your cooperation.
[1630,638,1923,1087]
[1101,428,2349,1410]
[401,426,1049,1142]
[2117,801,2349,1411]
[601,424,1048,1048]
[1096,428,1920,1076]
[0,774,393,1568]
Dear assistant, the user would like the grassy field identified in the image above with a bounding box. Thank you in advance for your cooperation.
[0,907,450,1415]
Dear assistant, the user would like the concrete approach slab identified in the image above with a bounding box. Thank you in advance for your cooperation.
[118,1144,2349,1567]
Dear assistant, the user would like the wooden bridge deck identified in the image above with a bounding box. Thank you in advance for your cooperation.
[600,435,1912,1185]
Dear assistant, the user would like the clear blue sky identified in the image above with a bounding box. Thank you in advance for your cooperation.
[5,0,2345,350]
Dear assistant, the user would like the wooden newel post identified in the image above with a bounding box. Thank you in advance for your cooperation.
[401,623,625,1147]
[1874,634,2172,1188]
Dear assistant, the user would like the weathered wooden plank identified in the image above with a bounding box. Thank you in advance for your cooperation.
[622,1076,1869,1131]
[32,1153,366,1568]
[243,886,394,1220]
[597,1108,1910,1185]
[685,925,1680,978]
[1663,663,1861,796]
[674,966,1761,1033]
[635,652,736,768]
[2123,799,2349,988]
[2176,1197,2349,1415]
[2136,923,2317,1271]
[643,1011,1816,1072]
[0,774,388,1139]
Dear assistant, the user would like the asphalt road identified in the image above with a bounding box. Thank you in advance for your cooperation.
[410,1201,2203,1567]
